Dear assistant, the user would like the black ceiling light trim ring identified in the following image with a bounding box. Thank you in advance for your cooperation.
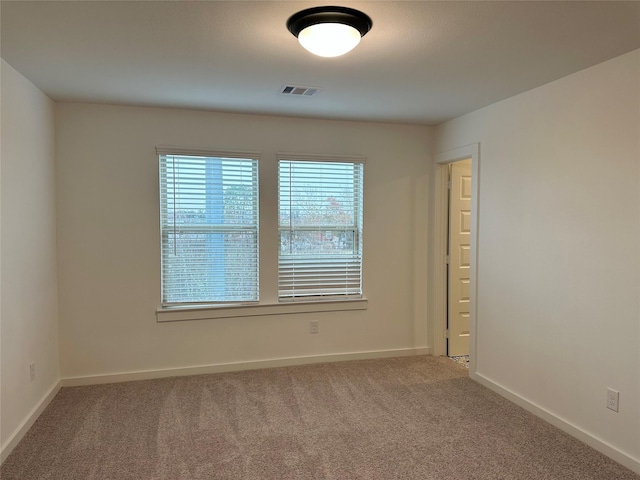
[286,6,373,38]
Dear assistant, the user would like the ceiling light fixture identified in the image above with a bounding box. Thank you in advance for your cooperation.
[286,6,372,58]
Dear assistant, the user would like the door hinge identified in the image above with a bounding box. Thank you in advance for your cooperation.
[445,329,450,339]
[447,180,452,189]
[445,255,450,265]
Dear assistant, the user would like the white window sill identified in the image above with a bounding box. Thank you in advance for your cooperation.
[156,298,368,322]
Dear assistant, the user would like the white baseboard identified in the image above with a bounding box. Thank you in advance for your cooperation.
[62,347,432,387]
[1,380,61,464]
[471,371,640,475]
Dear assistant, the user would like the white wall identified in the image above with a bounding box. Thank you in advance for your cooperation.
[1,60,60,456]
[435,50,640,468]
[55,104,432,379]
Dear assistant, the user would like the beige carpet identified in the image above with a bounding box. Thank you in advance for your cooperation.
[2,356,638,479]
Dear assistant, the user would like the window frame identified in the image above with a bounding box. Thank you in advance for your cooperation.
[157,145,260,307]
[155,148,368,322]
[277,152,366,303]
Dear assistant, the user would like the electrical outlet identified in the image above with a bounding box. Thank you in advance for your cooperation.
[30,362,36,382]
[310,320,319,334]
[606,388,619,412]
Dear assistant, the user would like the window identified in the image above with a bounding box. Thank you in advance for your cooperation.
[158,147,259,306]
[278,154,364,301]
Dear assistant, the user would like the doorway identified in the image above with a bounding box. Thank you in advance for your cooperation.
[433,144,479,372]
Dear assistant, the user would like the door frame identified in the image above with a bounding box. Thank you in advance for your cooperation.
[433,143,480,374]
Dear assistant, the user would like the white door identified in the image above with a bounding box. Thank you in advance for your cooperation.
[448,160,472,357]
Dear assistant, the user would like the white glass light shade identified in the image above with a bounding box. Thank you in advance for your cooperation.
[297,23,362,57]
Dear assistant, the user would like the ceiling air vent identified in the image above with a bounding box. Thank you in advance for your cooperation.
[279,85,322,97]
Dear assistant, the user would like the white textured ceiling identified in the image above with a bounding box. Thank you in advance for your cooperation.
[2,1,639,125]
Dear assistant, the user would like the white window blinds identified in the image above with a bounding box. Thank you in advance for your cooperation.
[158,148,259,306]
[278,156,364,301]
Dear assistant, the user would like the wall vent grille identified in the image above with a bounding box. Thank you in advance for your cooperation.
[279,85,322,97]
